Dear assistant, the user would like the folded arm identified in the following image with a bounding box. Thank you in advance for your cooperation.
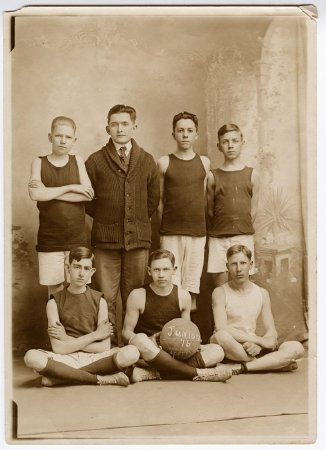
[28,156,94,202]
[47,298,112,354]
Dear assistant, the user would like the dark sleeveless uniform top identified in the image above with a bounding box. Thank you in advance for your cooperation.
[51,286,102,338]
[160,153,206,236]
[208,166,254,237]
[36,155,87,252]
[134,284,181,336]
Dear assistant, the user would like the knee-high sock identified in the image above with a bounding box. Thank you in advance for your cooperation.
[148,350,197,380]
[39,358,98,385]
[79,353,119,375]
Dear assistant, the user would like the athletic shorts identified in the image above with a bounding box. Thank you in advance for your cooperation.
[207,234,255,275]
[160,235,206,293]
[38,251,70,285]
[37,348,119,369]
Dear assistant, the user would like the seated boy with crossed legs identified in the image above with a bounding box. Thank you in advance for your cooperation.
[24,247,139,386]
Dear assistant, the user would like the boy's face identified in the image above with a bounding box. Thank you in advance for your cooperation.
[48,124,77,156]
[218,130,243,161]
[148,257,176,288]
[173,118,198,151]
[106,112,136,145]
[67,258,96,287]
[226,252,252,282]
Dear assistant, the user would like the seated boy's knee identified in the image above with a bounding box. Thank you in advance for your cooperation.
[213,330,231,347]
[203,343,224,365]
[281,341,305,359]
[24,349,46,371]
[289,341,305,359]
[130,333,153,352]
[116,345,140,367]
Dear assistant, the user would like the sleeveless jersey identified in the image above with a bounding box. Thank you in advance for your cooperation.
[134,284,181,336]
[209,166,254,237]
[160,154,206,236]
[223,282,263,336]
[52,287,102,338]
[36,155,87,252]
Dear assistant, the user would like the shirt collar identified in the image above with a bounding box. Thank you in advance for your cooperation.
[113,140,132,156]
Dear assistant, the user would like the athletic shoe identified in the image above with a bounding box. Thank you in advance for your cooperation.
[97,372,130,387]
[193,365,233,382]
[130,367,161,383]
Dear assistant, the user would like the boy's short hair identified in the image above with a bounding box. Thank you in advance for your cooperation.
[217,123,243,142]
[51,116,76,133]
[69,247,95,267]
[173,111,198,132]
[148,249,175,267]
[226,244,252,261]
[107,104,136,124]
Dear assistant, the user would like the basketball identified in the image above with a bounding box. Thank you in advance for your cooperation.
[160,318,201,360]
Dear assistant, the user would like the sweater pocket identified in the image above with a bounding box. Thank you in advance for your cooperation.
[136,220,152,243]
[92,221,120,243]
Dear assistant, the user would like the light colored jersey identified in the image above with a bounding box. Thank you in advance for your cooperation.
[223,282,263,336]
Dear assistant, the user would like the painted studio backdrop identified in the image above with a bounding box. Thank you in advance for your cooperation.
[11,9,310,352]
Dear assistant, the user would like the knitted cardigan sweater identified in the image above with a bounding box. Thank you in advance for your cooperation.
[85,138,160,250]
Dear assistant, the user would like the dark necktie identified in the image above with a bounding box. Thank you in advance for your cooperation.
[119,146,127,165]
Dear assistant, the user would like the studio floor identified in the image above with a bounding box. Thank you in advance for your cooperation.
[8,354,315,445]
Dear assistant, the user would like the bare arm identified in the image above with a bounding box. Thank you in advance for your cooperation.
[122,289,145,344]
[207,171,215,220]
[178,287,191,320]
[200,156,211,215]
[157,156,169,227]
[259,288,278,349]
[46,299,111,355]
[251,168,260,223]
[212,286,265,346]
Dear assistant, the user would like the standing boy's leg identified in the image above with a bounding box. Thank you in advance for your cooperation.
[160,235,184,287]
[94,248,121,328]
[182,236,206,294]
[121,248,149,316]
[38,252,66,298]
[207,237,229,288]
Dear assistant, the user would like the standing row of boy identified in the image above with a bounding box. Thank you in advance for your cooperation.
[28,104,259,331]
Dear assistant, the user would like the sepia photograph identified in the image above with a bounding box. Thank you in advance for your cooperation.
[3,3,317,445]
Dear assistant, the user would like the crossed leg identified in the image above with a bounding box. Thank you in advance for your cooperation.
[211,330,304,372]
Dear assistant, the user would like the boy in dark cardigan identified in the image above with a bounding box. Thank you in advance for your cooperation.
[85,105,160,342]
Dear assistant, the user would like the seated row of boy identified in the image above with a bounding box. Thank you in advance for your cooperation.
[28,104,258,337]
[24,245,304,386]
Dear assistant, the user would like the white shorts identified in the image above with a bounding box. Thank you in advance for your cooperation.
[160,235,206,294]
[207,235,255,275]
[38,251,70,286]
[37,348,119,369]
